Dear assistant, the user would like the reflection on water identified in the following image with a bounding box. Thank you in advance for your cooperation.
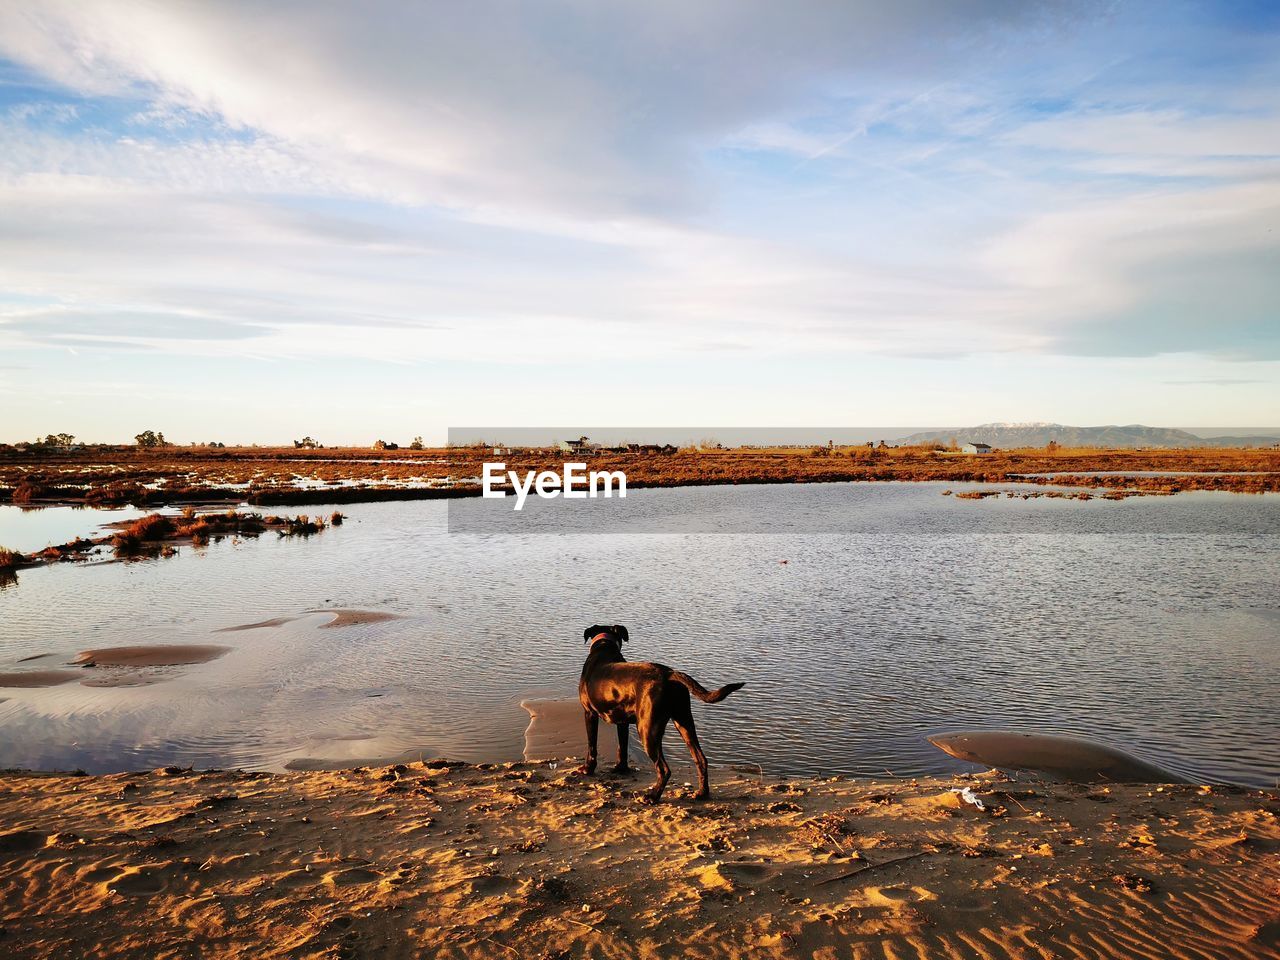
[0,483,1277,786]
[0,504,158,553]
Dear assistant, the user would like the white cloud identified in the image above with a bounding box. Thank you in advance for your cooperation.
[1002,106,1280,182]
[1007,108,1280,159]
[0,1,1092,218]
[0,0,1275,414]
[982,179,1280,358]
[0,173,1048,364]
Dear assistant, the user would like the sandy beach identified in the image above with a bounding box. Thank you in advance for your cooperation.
[0,763,1276,960]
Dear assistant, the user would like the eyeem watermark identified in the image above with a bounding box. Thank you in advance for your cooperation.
[482,462,627,511]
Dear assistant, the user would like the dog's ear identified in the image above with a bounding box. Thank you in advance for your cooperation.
[584,625,603,644]
[613,624,629,643]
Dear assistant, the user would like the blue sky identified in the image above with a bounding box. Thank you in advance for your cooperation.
[0,1,1277,443]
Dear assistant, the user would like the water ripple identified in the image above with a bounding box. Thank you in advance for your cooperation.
[1,486,1277,786]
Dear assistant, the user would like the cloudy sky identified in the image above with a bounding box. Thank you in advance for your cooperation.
[0,1,1277,443]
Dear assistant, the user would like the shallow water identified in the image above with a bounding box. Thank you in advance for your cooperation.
[0,482,1277,786]
[0,504,157,552]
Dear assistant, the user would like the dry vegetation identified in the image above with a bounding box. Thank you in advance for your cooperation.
[560,445,1280,496]
[1,443,1276,508]
[0,509,343,585]
[1,447,460,508]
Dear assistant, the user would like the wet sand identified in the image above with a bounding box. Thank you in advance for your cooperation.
[521,699,586,762]
[0,647,232,692]
[283,735,435,772]
[215,610,401,632]
[928,731,1188,783]
[0,670,82,688]
[0,764,1275,960]
[308,609,404,629]
[215,617,300,632]
[73,645,231,668]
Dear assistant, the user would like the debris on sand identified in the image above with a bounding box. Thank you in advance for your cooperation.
[0,765,1273,959]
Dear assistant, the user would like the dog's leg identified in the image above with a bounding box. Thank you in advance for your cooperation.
[575,710,598,776]
[613,723,632,774]
[639,718,670,803]
[673,716,710,800]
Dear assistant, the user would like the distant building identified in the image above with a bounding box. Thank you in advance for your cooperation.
[557,436,600,455]
[608,442,677,455]
[961,442,993,455]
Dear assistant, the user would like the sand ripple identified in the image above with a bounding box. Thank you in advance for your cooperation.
[0,766,1275,959]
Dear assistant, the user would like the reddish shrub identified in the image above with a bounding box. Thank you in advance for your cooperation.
[122,514,175,541]
[11,481,48,504]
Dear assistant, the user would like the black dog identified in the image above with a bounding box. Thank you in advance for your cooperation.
[577,624,745,802]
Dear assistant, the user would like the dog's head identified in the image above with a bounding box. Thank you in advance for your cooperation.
[583,624,629,648]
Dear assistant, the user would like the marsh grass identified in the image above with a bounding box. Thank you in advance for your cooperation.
[11,481,49,504]
[1,504,335,583]
[112,510,271,556]
[265,514,327,536]
[2,444,1277,507]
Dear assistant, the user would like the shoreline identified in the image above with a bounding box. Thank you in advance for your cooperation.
[1,763,1276,959]
[5,473,1279,516]
[0,508,341,577]
[4,446,1279,512]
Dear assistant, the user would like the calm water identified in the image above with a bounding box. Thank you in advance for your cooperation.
[0,503,157,553]
[1,482,1277,785]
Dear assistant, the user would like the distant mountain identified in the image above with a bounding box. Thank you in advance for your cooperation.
[895,422,1279,449]
[1194,435,1280,448]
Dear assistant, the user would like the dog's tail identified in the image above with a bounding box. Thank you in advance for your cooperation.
[669,671,745,704]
